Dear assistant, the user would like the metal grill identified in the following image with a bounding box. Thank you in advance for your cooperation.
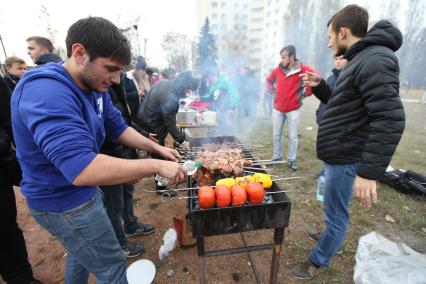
[186,136,292,284]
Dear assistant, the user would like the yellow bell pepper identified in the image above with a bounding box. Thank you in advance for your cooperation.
[234,176,255,190]
[252,173,273,189]
[215,178,236,189]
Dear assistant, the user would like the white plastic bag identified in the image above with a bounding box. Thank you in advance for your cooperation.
[354,231,426,284]
[158,228,177,261]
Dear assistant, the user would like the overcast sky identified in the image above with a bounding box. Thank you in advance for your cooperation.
[0,0,197,67]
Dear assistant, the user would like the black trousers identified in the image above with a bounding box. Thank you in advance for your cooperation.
[0,172,34,284]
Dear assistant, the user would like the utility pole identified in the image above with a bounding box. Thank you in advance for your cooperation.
[144,38,148,58]
[0,34,7,59]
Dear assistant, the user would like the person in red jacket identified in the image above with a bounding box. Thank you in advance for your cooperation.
[265,45,316,171]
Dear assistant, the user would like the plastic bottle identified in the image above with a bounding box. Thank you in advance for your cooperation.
[182,160,203,175]
[316,175,326,202]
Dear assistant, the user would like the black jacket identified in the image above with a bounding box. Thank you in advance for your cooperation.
[313,20,405,180]
[101,84,147,159]
[0,75,16,142]
[316,68,341,124]
[138,80,185,145]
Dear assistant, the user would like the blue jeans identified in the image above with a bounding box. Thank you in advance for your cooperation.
[122,183,139,233]
[272,108,300,161]
[309,162,358,267]
[30,190,127,284]
[100,184,126,246]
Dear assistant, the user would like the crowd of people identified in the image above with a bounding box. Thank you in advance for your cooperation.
[0,3,405,283]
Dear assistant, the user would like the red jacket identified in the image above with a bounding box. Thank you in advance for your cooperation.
[265,62,316,113]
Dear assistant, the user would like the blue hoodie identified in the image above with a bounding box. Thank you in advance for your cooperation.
[11,62,128,212]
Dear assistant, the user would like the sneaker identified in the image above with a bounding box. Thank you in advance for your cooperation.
[156,185,177,197]
[288,160,298,171]
[290,259,325,280]
[305,229,343,254]
[271,158,282,162]
[122,241,145,258]
[126,223,156,237]
[306,229,321,242]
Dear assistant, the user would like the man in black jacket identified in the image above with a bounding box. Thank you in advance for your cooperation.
[26,36,62,65]
[138,71,198,194]
[1,68,41,282]
[292,5,405,279]
[100,83,156,258]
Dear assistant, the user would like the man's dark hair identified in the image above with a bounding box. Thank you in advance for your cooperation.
[280,45,296,60]
[26,36,54,52]
[65,17,131,65]
[135,56,146,70]
[328,5,369,38]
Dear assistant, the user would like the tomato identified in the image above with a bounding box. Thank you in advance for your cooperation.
[246,182,265,204]
[215,185,232,208]
[230,184,247,206]
[198,186,216,209]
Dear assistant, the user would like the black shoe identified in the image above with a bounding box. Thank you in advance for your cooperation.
[306,229,321,242]
[305,229,343,254]
[156,185,177,197]
[288,160,298,171]
[122,241,145,258]
[290,259,325,280]
[126,223,156,237]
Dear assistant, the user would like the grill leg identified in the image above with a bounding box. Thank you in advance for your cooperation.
[270,228,284,284]
[197,236,206,284]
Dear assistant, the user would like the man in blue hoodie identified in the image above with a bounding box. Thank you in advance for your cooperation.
[12,17,186,284]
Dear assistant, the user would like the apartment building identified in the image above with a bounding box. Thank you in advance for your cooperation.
[196,0,286,77]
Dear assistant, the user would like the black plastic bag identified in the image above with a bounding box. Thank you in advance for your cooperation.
[379,169,426,195]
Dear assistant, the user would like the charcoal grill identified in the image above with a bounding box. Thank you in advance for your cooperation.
[187,136,292,284]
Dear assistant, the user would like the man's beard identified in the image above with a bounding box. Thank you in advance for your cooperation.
[334,39,347,57]
[79,62,99,91]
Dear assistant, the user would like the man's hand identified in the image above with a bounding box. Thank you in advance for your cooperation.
[180,141,190,149]
[156,160,186,185]
[300,71,321,87]
[353,176,377,208]
[148,133,159,143]
[157,146,181,162]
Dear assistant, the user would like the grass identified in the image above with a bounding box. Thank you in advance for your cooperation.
[235,91,426,282]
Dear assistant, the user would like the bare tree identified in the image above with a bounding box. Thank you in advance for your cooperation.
[38,5,65,58]
[162,32,191,72]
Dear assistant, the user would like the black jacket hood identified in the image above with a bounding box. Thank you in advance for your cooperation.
[345,20,403,61]
[35,53,63,65]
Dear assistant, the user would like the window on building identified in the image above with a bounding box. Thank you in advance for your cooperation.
[212,13,218,19]
[221,2,226,8]
[212,2,218,8]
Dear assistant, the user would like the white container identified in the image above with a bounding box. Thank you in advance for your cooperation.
[196,111,216,125]
[176,110,196,125]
